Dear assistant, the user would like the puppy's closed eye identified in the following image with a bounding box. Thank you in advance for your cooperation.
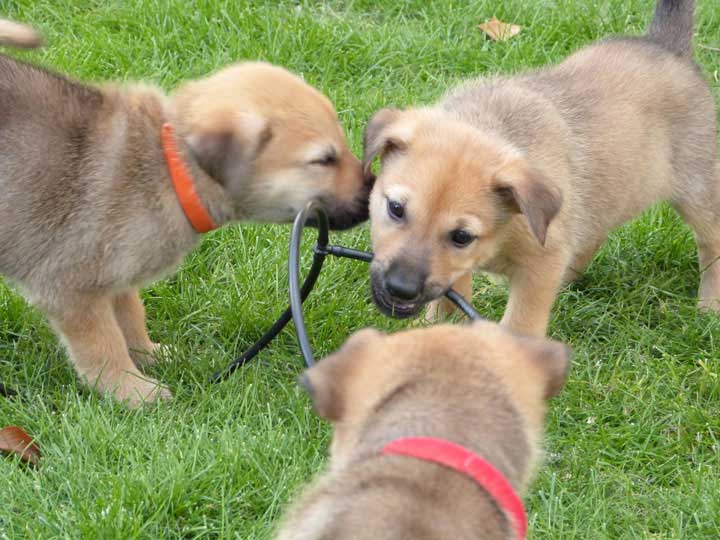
[310,148,338,167]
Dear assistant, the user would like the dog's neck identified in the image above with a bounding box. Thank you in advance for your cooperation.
[336,387,533,493]
[109,84,239,230]
[160,123,219,233]
[326,402,532,539]
[382,437,527,539]
[159,115,238,229]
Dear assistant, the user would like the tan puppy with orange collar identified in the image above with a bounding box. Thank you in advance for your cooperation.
[0,22,372,406]
[276,321,569,539]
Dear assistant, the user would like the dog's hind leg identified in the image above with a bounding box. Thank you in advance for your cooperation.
[50,293,171,406]
[113,289,162,367]
[563,236,606,284]
[672,165,720,313]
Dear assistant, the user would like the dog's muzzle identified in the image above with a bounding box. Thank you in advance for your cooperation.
[316,172,376,231]
[370,261,429,319]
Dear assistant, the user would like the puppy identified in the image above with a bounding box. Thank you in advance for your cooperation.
[276,321,570,539]
[0,22,372,406]
[365,0,719,336]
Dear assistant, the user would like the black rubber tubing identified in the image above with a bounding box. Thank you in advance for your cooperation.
[212,201,481,381]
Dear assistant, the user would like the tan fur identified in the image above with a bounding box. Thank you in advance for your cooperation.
[0,32,370,406]
[365,0,719,336]
[0,19,42,48]
[276,322,570,539]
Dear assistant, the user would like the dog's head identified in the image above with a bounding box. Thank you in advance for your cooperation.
[363,108,561,316]
[172,62,372,230]
[300,321,570,473]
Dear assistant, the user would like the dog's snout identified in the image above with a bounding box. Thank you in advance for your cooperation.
[384,261,426,301]
[323,167,375,230]
[363,171,377,189]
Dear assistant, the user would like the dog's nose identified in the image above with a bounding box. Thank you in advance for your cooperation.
[384,262,425,301]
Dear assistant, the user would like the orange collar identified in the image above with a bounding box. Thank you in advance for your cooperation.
[161,123,218,233]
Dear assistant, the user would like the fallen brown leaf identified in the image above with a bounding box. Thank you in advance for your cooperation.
[0,426,41,466]
[478,16,522,42]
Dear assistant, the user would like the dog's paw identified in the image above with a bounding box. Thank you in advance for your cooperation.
[698,297,720,314]
[112,373,172,408]
[424,300,439,324]
[130,342,172,367]
[150,342,173,358]
[425,298,455,323]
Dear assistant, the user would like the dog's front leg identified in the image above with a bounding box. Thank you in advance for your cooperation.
[501,255,568,337]
[50,294,171,406]
[425,272,473,322]
[113,289,163,367]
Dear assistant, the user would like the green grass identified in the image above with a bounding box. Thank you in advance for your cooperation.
[1,0,720,538]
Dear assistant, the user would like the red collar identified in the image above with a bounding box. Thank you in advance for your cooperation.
[161,123,218,234]
[383,437,527,540]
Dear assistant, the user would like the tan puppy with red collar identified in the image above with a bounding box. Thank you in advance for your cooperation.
[0,21,372,406]
[276,321,570,539]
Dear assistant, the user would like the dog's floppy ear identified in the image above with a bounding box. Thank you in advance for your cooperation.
[362,108,410,179]
[299,328,382,422]
[185,112,273,184]
[493,160,562,246]
[518,335,571,398]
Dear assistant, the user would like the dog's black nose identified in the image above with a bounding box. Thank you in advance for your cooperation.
[384,261,425,301]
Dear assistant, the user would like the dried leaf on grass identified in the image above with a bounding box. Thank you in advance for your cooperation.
[0,426,41,466]
[478,16,522,41]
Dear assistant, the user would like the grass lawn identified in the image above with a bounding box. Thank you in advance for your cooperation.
[1,0,720,538]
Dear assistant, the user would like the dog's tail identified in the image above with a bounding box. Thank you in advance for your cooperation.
[647,0,694,59]
[0,19,43,48]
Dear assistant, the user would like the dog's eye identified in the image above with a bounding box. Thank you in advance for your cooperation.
[310,153,338,166]
[450,229,474,248]
[387,199,405,221]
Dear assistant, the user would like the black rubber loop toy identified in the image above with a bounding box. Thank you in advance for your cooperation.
[212,201,481,380]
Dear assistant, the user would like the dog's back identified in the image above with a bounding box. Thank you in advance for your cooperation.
[0,18,103,244]
[0,51,108,278]
[279,456,512,540]
[442,0,715,254]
